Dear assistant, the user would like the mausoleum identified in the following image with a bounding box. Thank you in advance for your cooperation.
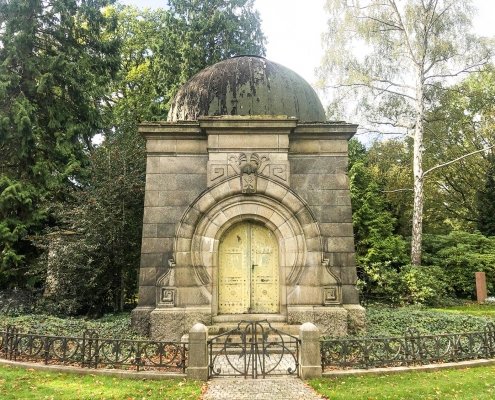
[131,56,365,340]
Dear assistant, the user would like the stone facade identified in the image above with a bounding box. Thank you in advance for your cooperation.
[132,116,365,340]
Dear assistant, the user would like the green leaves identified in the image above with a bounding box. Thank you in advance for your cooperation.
[477,156,495,236]
[0,0,266,310]
[0,176,44,284]
[0,0,119,286]
[109,2,265,132]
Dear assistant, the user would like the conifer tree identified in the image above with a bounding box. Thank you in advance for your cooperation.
[0,0,119,286]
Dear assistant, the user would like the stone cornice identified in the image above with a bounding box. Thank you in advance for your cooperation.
[293,123,358,140]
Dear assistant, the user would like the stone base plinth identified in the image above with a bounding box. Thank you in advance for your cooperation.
[150,307,212,341]
[131,307,154,337]
[288,305,349,337]
[344,304,366,335]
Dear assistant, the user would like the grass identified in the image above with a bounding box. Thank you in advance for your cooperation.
[430,303,495,318]
[0,365,203,400]
[309,365,495,400]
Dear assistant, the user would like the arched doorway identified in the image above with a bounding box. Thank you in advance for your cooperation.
[218,222,279,314]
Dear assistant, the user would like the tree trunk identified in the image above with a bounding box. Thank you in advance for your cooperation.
[411,70,425,266]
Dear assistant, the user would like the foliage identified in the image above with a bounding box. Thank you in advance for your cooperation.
[0,177,44,287]
[43,131,145,316]
[365,139,413,237]
[109,2,266,132]
[309,365,495,400]
[167,0,266,83]
[362,264,449,306]
[349,142,410,303]
[320,0,492,265]
[0,366,202,400]
[365,305,494,337]
[2,305,494,341]
[422,231,495,298]
[43,2,266,317]
[429,303,495,318]
[425,66,495,231]
[0,0,119,286]
[477,155,495,236]
[0,1,266,315]
[0,312,144,339]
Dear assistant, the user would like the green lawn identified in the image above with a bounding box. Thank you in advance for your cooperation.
[309,365,495,400]
[3,360,495,400]
[0,365,203,400]
[430,303,495,318]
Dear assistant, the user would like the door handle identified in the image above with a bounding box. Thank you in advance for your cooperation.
[252,263,258,270]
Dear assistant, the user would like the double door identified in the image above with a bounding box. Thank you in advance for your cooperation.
[218,222,279,314]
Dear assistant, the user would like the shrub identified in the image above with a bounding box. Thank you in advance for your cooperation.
[361,264,450,306]
[365,306,493,336]
[423,231,495,298]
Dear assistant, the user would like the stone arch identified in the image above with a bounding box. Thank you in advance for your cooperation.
[172,175,339,307]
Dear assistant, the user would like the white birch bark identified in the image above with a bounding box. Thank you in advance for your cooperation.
[411,67,425,266]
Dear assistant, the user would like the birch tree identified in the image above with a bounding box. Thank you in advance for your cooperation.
[320,0,492,265]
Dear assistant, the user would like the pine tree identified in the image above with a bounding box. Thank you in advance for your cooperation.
[0,0,119,286]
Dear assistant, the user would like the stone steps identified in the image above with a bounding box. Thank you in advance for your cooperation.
[181,321,302,343]
[207,322,301,336]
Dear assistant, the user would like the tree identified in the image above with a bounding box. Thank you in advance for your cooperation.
[477,155,495,236]
[425,67,495,230]
[0,0,119,286]
[320,0,492,265]
[45,131,145,315]
[348,141,409,302]
[167,0,266,83]
[42,1,266,315]
[108,2,266,134]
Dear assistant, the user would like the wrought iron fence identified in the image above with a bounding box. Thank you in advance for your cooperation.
[321,324,495,370]
[0,326,187,373]
[208,320,300,378]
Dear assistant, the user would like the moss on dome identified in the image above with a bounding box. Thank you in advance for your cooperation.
[167,56,326,122]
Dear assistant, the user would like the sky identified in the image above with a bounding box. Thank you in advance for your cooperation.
[119,0,495,97]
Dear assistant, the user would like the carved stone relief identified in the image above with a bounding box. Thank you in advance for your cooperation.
[156,259,177,308]
[207,152,289,187]
[323,286,342,305]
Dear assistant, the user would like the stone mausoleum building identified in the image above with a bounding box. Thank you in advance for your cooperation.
[131,56,365,340]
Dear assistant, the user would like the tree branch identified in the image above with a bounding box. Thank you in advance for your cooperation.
[382,188,414,193]
[425,60,491,80]
[325,82,416,101]
[424,145,495,177]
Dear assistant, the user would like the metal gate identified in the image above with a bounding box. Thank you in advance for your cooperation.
[207,320,300,378]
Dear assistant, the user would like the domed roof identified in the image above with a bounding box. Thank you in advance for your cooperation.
[167,56,326,122]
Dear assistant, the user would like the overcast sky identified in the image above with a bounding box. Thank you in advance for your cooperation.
[119,0,495,90]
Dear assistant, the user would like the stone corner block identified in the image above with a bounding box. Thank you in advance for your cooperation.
[343,304,366,335]
[313,306,348,337]
[187,322,209,381]
[131,307,154,337]
[150,308,186,341]
[189,322,208,335]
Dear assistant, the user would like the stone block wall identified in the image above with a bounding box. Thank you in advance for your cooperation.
[137,124,208,311]
[133,119,365,339]
[290,124,359,305]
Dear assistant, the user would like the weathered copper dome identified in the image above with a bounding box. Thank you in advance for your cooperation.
[167,56,326,122]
